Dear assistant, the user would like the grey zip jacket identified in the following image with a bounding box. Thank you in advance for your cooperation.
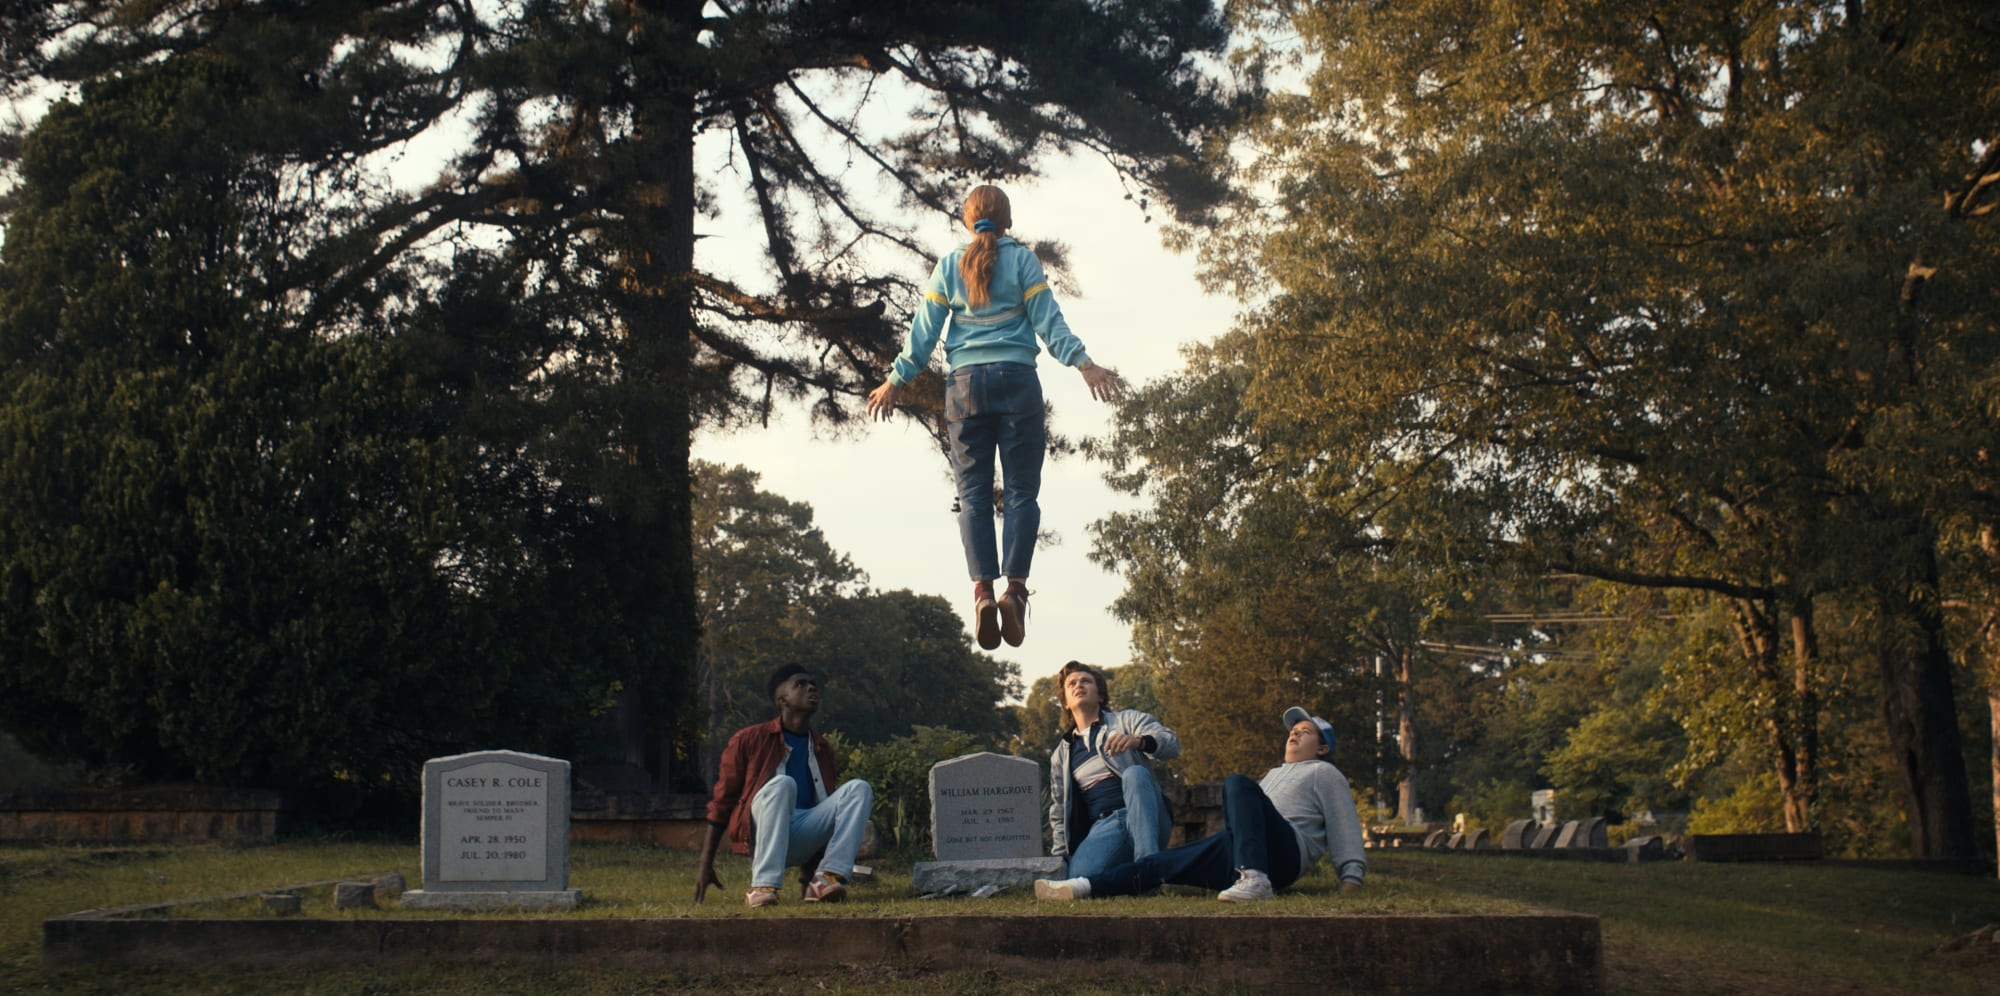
[1047,708,1180,857]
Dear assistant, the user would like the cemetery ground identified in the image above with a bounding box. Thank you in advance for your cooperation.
[2,841,1997,994]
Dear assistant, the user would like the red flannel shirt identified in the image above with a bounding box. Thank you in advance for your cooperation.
[706,716,839,855]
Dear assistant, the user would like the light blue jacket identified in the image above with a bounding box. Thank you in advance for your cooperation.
[888,237,1092,385]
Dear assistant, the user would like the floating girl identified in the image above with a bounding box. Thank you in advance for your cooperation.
[867,185,1122,649]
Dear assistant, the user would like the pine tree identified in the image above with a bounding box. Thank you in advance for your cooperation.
[0,2,1242,792]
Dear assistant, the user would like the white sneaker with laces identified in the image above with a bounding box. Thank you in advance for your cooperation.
[1217,868,1274,902]
[1034,876,1092,900]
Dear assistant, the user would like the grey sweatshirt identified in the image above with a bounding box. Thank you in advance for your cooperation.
[1258,759,1368,885]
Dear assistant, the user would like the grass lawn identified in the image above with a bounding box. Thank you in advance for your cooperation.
[3,840,1997,993]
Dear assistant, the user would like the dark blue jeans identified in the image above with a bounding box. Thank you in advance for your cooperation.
[1087,774,1302,897]
[944,362,1045,581]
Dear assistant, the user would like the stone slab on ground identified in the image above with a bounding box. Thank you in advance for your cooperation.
[1686,833,1824,862]
[399,889,582,911]
[42,911,1603,993]
[910,856,1066,894]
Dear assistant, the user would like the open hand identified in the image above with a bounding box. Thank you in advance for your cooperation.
[866,380,899,421]
[1081,364,1123,402]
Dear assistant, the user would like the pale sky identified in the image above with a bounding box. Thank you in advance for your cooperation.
[694,152,1241,693]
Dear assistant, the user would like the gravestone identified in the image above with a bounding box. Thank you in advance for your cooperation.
[1445,831,1465,850]
[1623,834,1665,861]
[1461,827,1489,850]
[1423,828,1451,849]
[1554,819,1585,849]
[1529,822,1561,850]
[400,750,582,910]
[911,752,1062,894]
[1501,819,1535,850]
[930,752,1042,861]
[1531,789,1556,826]
[1582,816,1609,848]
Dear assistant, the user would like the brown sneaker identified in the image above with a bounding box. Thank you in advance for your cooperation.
[998,581,1030,647]
[803,870,847,903]
[973,581,1001,650]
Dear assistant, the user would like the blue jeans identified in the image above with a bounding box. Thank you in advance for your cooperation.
[748,776,874,889]
[945,362,1045,581]
[1064,766,1173,879]
[1087,774,1301,897]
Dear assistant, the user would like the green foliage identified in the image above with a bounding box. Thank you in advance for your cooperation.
[1,1,1241,794]
[0,60,636,794]
[1687,771,1787,838]
[1130,0,2000,855]
[841,725,985,854]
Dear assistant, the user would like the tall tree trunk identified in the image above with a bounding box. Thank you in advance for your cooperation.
[1984,523,2000,878]
[1990,685,1999,879]
[603,0,703,792]
[1874,548,1977,860]
[1395,646,1418,823]
[1787,599,1821,834]
[1730,597,1812,832]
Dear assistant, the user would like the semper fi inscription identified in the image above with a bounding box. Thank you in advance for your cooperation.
[436,761,551,883]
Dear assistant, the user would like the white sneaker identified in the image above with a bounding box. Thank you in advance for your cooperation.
[1218,868,1274,902]
[1034,877,1091,900]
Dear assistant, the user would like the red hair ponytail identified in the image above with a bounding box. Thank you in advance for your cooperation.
[958,185,1012,309]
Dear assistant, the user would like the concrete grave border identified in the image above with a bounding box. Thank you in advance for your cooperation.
[45,909,1602,993]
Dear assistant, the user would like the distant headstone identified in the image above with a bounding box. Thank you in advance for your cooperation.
[1582,817,1609,848]
[929,752,1043,861]
[1423,828,1450,849]
[1553,819,1585,849]
[1623,835,1665,862]
[1501,819,1535,850]
[1462,827,1489,850]
[400,750,581,910]
[1529,822,1560,850]
[911,752,1062,893]
[1445,831,1465,850]
[1531,789,1556,826]
[259,892,301,915]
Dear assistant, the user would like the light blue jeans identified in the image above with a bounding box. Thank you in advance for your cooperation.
[1064,766,1172,879]
[945,362,1045,581]
[748,775,874,889]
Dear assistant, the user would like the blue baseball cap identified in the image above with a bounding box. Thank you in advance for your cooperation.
[1283,706,1336,757]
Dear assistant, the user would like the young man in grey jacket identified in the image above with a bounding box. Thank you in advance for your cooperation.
[1036,706,1365,902]
[1047,661,1180,879]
